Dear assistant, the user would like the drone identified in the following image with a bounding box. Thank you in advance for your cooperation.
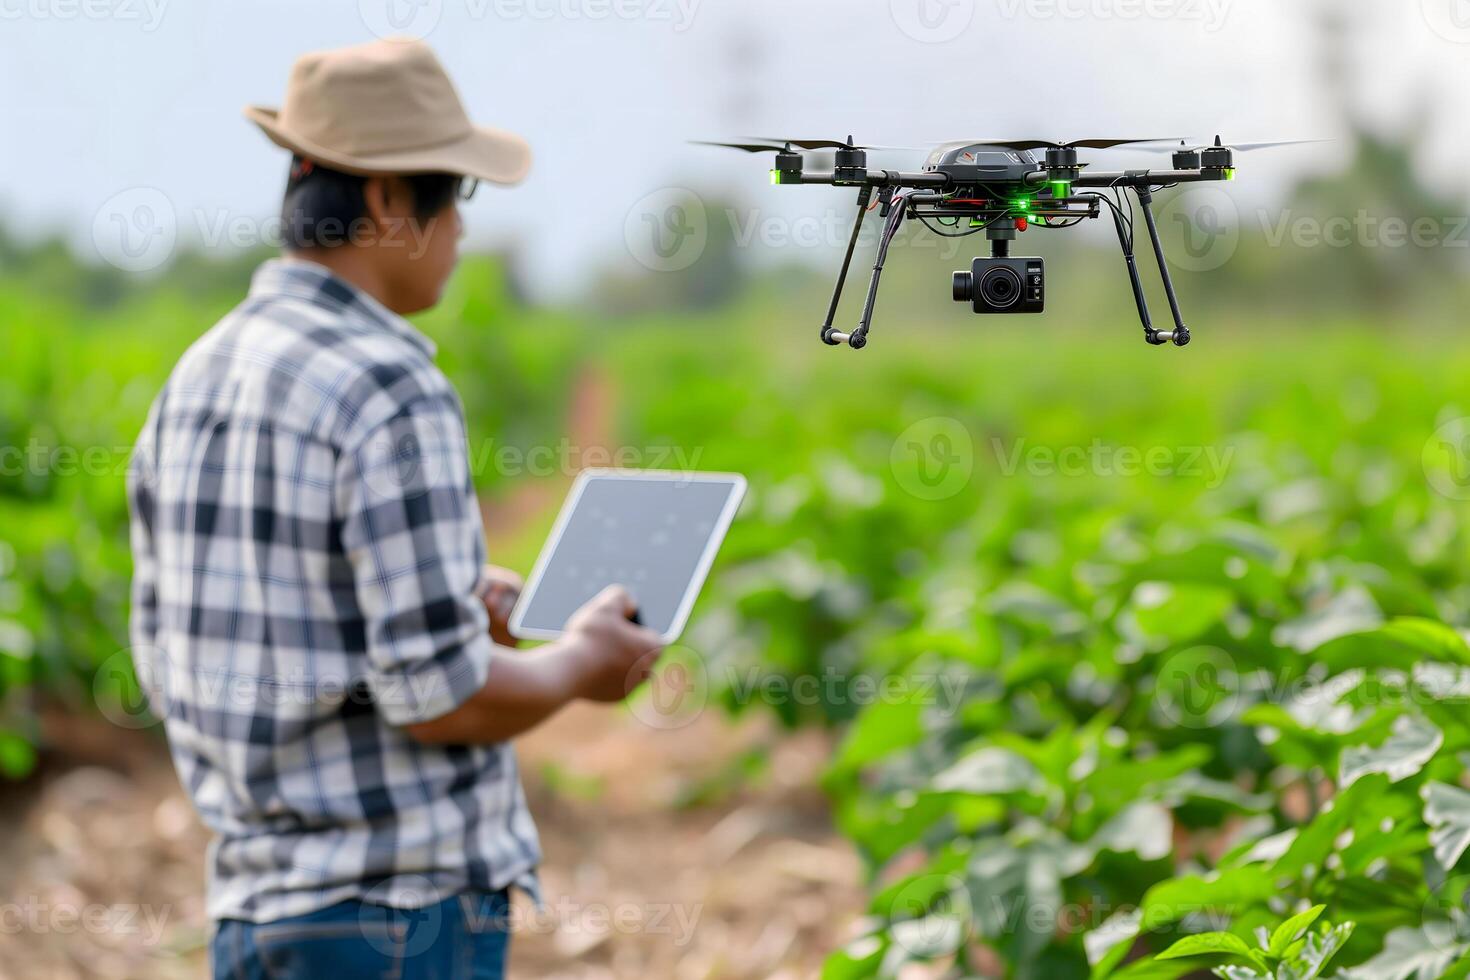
[695,135,1314,349]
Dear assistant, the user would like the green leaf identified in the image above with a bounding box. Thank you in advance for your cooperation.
[1379,618,1470,666]
[1268,905,1324,958]
[1339,715,1443,787]
[822,933,886,980]
[1128,582,1235,645]
[1345,922,1467,980]
[1272,587,1381,653]
[1088,802,1173,862]
[828,690,927,775]
[1086,908,1143,976]
[0,731,36,779]
[1157,932,1267,971]
[1422,781,1470,869]
[932,745,1038,796]
[1283,921,1354,980]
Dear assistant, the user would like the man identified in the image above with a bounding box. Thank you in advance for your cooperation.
[126,38,663,979]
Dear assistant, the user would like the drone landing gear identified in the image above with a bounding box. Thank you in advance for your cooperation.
[822,182,935,349]
[820,186,874,349]
[1113,186,1190,347]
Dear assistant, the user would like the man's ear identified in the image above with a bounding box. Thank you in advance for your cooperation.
[362,176,412,224]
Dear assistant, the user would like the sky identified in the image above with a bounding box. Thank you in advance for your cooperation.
[0,0,1465,299]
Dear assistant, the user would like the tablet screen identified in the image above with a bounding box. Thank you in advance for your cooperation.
[510,471,746,642]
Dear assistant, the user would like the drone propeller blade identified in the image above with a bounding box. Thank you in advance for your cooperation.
[1064,137,1185,149]
[689,140,790,153]
[929,137,1186,151]
[750,136,911,151]
[1142,137,1329,153]
[1226,138,1331,152]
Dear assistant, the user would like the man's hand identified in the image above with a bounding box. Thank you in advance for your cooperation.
[475,564,524,648]
[404,584,664,745]
[563,585,665,702]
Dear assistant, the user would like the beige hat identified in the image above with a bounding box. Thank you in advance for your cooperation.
[245,38,531,185]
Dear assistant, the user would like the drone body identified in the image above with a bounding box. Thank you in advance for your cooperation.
[697,135,1311,349]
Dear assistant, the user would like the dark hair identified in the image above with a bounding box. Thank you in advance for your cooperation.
[280,156,460,251]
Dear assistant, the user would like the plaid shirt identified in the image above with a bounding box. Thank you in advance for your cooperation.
[127,258,540,924]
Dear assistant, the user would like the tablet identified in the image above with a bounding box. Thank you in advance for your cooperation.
[508,469,747,644]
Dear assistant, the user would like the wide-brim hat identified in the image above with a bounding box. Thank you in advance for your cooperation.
[244,38,531,185]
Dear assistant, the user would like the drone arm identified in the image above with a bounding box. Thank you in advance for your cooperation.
[820,186,875,346]
[792,170,949,190]
[1073,169,1229,188]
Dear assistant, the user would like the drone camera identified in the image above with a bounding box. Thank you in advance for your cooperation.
[953,257,1045,314]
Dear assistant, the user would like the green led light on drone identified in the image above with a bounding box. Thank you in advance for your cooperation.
[769,169,780,185]
[1050,180,1070,197]
[1224,168,1236,181]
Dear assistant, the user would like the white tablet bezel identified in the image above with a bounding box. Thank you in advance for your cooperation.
[507,469,747,644]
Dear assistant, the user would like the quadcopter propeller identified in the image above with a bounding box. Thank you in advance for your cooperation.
[929,137,1186,151]
[1144,136,1328,153]
[751,136,912,151]
[691,135,909,153]
[690,140,794,154]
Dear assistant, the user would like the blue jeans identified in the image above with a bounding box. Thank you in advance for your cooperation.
[212,890,511,980]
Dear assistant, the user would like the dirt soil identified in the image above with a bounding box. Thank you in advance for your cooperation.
[0,703,866,979]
